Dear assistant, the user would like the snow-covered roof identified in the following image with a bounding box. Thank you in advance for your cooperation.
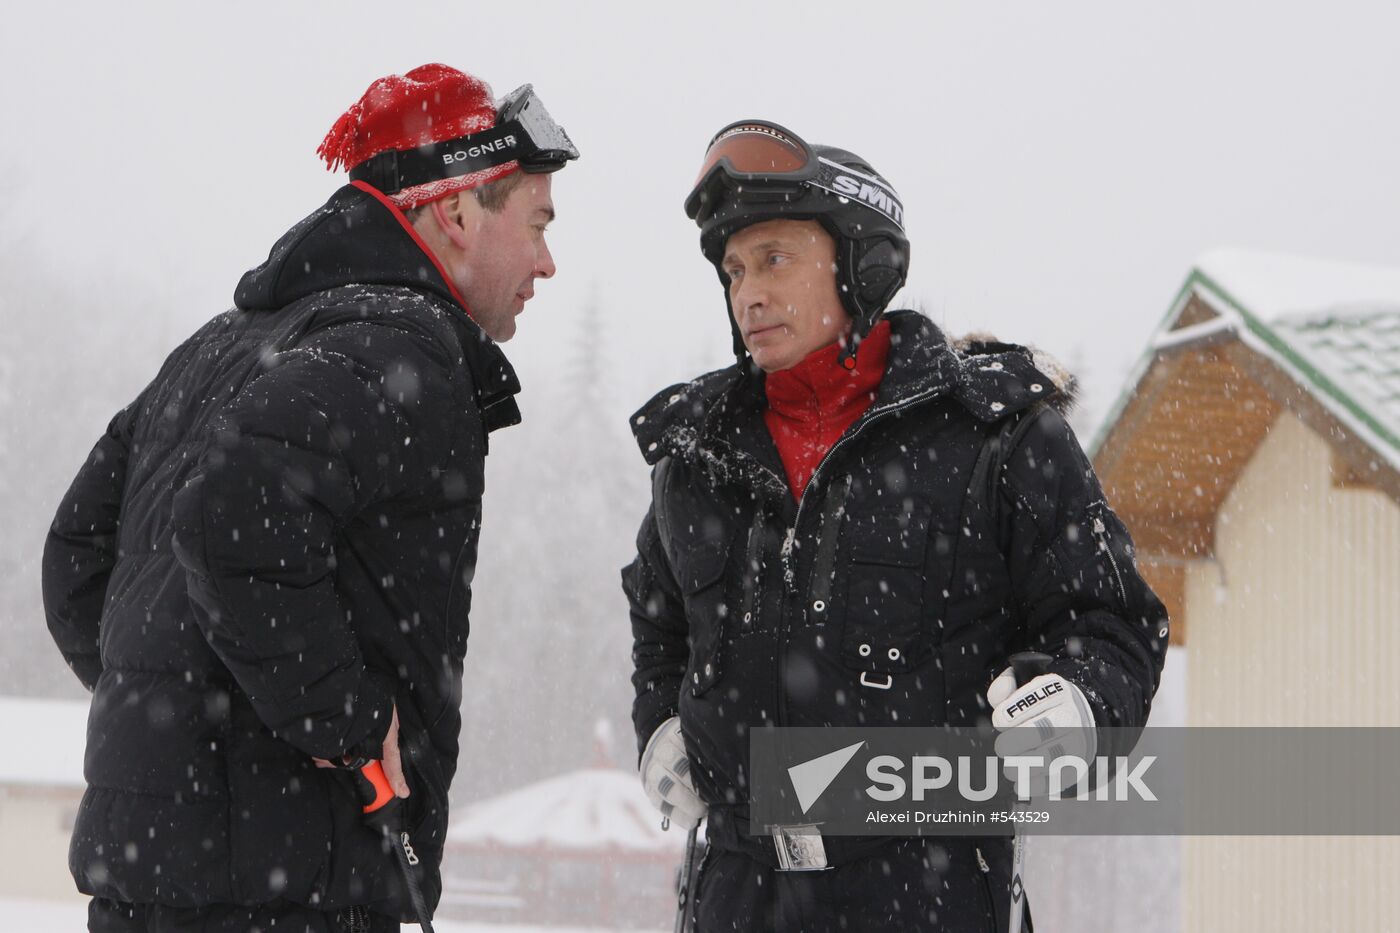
[1194,249,1400,321]
[1091,249,1400,470]
[1270,312,1400,442]
[0,695,89,788]
[448,768,687,854]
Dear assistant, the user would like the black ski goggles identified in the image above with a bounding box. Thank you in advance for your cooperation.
[684,120,905,229]
[350,84,578,194]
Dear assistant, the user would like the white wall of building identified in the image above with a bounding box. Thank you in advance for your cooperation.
[0,786,83,902]
[1183,411,1400,931]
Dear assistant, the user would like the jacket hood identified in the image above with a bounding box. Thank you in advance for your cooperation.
[233,183,523,435]
[950,331,1078,413]
[235,182,466,314]
[631,309,1077,469]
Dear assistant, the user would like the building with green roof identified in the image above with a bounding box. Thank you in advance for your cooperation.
[1088,248,1400,931]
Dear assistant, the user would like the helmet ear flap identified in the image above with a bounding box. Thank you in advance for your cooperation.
[842,236,908,341]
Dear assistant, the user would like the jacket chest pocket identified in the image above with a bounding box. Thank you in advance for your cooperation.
[678,538,730,696]
[838,506,933,676]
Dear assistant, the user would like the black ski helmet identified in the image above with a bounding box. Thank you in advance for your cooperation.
[685,120,910,363]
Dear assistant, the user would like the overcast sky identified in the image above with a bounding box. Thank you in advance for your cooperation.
[3,0,1398,432]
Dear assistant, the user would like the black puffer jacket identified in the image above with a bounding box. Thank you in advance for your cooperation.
[623,310,1168,911]
[42,182,519,916]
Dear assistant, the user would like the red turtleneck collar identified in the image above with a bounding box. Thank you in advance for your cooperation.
[763,320,892,500]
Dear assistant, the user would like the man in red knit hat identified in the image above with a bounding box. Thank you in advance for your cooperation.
[44,64,576,932]
[624,121,1166,931]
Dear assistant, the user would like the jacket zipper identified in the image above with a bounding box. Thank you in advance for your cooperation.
[776,388,945,727]
[782,387,945,590]
[1091,511,1128,607]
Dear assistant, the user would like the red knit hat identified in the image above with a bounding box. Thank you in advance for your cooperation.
[318,64,519,209]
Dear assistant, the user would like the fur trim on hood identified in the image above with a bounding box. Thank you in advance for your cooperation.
[950,331,1078,414]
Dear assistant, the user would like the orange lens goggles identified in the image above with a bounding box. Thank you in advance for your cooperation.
[690,121,813,187]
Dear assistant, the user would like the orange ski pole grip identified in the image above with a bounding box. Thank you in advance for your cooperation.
[356,760,396,815]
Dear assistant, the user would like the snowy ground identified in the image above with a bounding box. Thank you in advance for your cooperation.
[0,897,659,933]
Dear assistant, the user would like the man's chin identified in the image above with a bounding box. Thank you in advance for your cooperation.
[750,348,797,373]
[475,311,517,343]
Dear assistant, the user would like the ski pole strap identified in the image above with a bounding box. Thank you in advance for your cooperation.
[392,830,435,933]
[349,762,436,932]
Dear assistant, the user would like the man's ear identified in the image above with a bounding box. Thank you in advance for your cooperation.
[429,191,475,250]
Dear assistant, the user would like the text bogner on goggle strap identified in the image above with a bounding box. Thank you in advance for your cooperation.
[350,84,578,195]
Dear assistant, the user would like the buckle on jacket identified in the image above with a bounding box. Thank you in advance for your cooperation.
[770,824,830,871]
[860,671,893,690]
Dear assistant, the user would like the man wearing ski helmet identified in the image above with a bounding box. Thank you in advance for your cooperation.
[44,64,575,932]
[623,121,1167,930]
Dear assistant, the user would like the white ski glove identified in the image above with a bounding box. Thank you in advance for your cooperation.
[988,669,1098,799]
[640,716,706,830]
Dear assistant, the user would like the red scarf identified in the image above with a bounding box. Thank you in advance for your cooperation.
[763,320,892,500]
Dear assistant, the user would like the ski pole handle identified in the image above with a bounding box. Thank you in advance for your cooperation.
[1005,651,1052,933]
[353,761,432,930]
[352,760,400,822]
[1008,651,1053,688]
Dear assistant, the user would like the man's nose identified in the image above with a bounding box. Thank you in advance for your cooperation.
[732,276,765,316]
[535,240,556,279]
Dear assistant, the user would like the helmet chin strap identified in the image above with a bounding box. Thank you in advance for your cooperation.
[837,323,861,371]
[836,240,875,370]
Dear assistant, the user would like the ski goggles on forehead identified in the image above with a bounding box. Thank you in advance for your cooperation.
[685,120,817,218]
[694,121,816,181]
[685,119,906,230]
[350,83,578,194]
[495,83,579,171]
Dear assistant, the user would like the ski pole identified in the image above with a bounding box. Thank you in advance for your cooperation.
[1005,651,1052,933]
[353,760,436,933]
[673,824,700,933]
